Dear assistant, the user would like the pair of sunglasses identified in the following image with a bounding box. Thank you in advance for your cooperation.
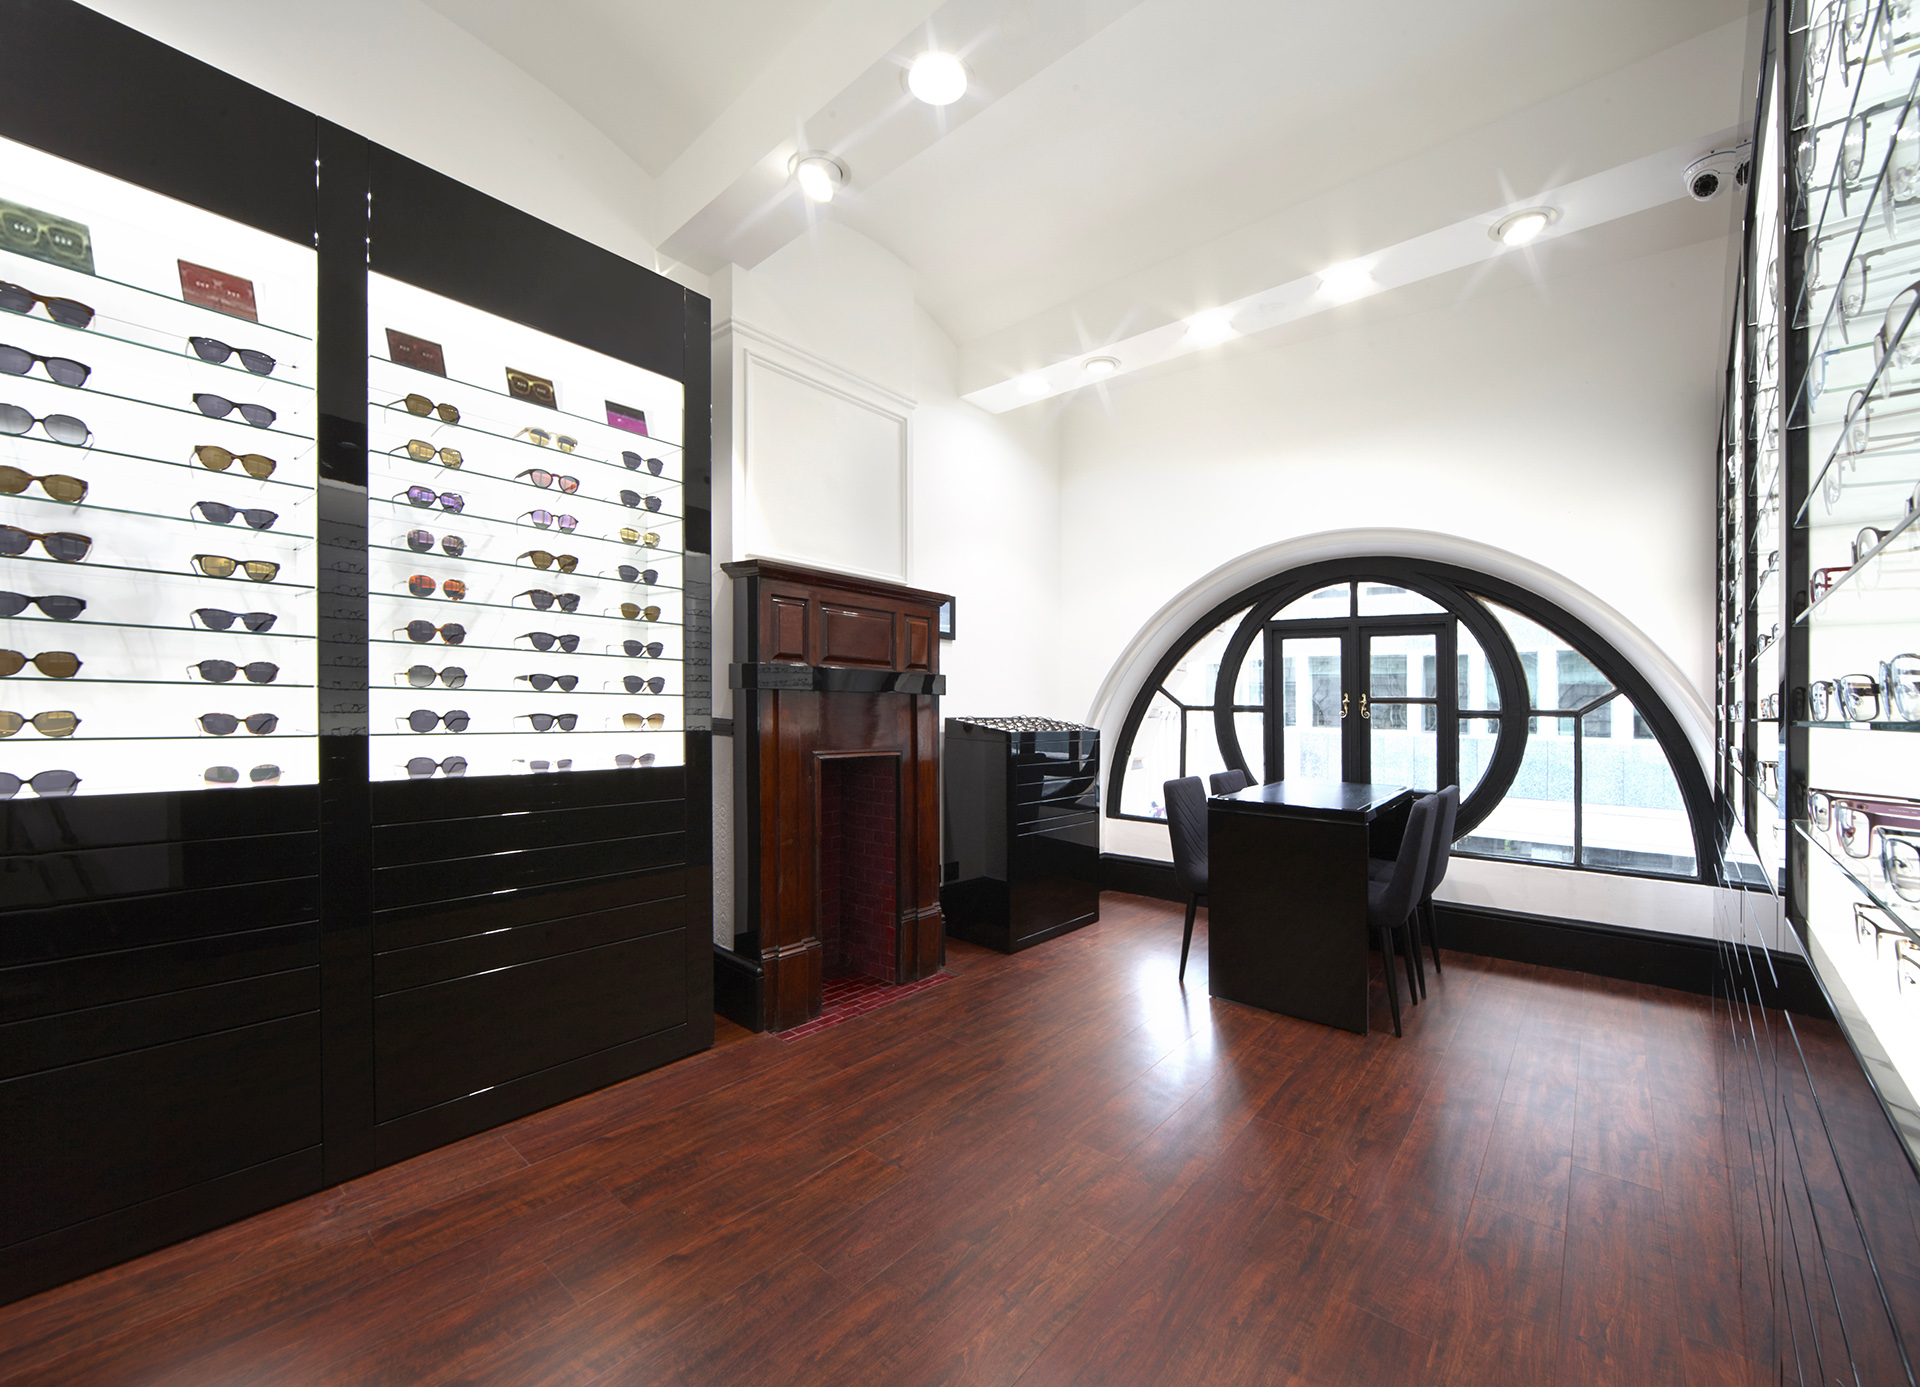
[522,758,574,772]
[0,649,79,678]
[616,568,659,587]
[199,712,278,736]
[401,487,464,513]
[516,427,577,452]
[622,452,665,475]
[624,712,667,729]
[520,550,577,572]
[193,445,276,478]
[405,756,467,778]
[1,526,90,561]
[392,393,459,424]
[206,764,280,785]
[194,501,277,529]
[517,672,578,692]
[619,529,660,547]
[519,712,577,731]
[0,466,86,502]
[522,510,578,530]
[516,468,579,493]
[404,709,469,732]
[619,491,662,511]
[0,709,78,737]
[407,529,466,557]
[408,574,467,600]
[193,608,277,632]
[0,768,80,797]
[190,660,278,684]
[395,439,462,467]
[518,589,579,612]
[189,337,276,375]
[192,554,279,582]
[521,631,578,652]
[0,344,89,388]
[398,622,465,645]
[621,675,667,694]
[614,752,657,768]
[0,403,89,445]
[404,665,467,688]
[623,639,665,658]
[1,591,84,620]
[194,393,276,428]
[0,282,92,327]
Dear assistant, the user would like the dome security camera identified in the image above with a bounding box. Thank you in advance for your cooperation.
[1685,146,1752,202]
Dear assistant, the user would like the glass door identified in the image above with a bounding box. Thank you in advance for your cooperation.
[1360,626,1447,790]
[1271,632,1347,782]
[1265,616,1457,788]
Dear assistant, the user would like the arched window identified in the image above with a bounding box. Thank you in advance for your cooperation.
[1109,558,1715,883]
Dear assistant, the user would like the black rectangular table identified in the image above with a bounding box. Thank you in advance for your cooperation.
[1206,779,1416,1033]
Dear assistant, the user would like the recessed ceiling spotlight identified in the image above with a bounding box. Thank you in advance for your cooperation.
[1016,373,1050,397]
[791,152,847,203]
[1490,207,1558,246]
[908,52,969,106]
[1084,355,1120,378]
[1184,309,1239,345]
[1316,260,1375,303]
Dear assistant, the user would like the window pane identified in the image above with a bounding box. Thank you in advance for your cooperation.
[1162,610,1246,705]
[1556,649,1614,736]
[1459,718,1496,798]
[1459,623,1499,714]
[1233,634,1263,704]
[1580,694,1696,876]
[1281,636,1343,779]
[1369,652,1409,728]
[1234,711,1265,784]
[1186,708,1226,786]
[1459,731,1574,865]
[1120,691,1182,819]
[1276,583,1350,620]
[1356,583,1443,616]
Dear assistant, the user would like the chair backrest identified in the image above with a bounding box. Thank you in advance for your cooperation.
[1208,768,1252,796]
[1163,776,1209,897]
[1426,784,1460,895]
[1374,794,1436,926]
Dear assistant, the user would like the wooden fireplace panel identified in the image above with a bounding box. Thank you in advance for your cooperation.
[819,604,897,667]
[766,594,809,663]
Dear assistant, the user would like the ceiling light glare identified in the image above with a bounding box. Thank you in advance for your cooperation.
[1490,207,1558,246]
[908,52,969,106]
[1184,309,1239,345]
[793,153,844,203]
[1315,260,1375,303]
[1016,373,1050,397]
[1083,355,1119,378]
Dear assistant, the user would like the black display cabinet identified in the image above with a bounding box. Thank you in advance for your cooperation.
[0,0,711,1304]
[941,718,1099,953]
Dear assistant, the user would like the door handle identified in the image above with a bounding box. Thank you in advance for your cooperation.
[1361,694,1371,720]
[1341,692,1349,719]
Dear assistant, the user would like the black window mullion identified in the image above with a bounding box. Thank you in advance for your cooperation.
[1573,710,1584,866]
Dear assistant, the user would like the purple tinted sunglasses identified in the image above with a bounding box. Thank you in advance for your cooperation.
[522,510,578,531]
[402,487,464,513]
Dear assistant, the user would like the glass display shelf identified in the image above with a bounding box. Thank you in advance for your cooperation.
[1800,719,1920,730]
[371,356,683,457]
[5,492,316,543]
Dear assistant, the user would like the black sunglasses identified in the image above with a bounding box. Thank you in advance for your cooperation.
[621,452,665,475]
[519,712,578,731]
[404,664,467,688]
[188,337,277,375]
[194,501,279,529]
[193,608,277,632]
[517,672,578,692]
[405,755,468,778]
[0,403,89,445]
[623,640,665,658]
[198,712,279,736]
[517,589,580,612]
[404,709,469,732]
[0,343,90,388]
[193,393,277,427]
[621,675,667,694]
[619,491,663,511]
[190,659,279,684]
[519,631,579,653]
[0,591,85,620]
[0,768,80,797]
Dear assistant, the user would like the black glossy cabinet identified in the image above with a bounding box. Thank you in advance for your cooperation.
[941,719,1099,953]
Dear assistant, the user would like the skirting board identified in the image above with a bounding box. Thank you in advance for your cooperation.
[1097,853,1830,1021]
[714,944,765,1033]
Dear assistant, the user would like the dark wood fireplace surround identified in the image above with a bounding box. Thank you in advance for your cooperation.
[722,560,951,1031]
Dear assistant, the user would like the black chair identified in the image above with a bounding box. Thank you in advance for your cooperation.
[1164,775,1208,981]
[1369,784,1459,997]
[1208,768,1251,795]
[1367,793,1435,1037]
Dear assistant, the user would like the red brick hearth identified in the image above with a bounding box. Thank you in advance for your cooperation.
[818,756,899,983]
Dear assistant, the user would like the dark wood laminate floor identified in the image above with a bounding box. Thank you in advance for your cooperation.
[0,893,1765,1386]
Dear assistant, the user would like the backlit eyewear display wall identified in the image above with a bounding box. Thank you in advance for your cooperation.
[0,133,317,798]
[366,275,684,781]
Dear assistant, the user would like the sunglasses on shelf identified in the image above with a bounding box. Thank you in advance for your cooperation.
[406,529,465,556]
[518,712,578,731]
[405,756,468,779]
[519,631,579,653]
[521,510,577,530]
[1811,656,1920,723]
[407,574,467,600]
[0,709,79,737]
[205,764,280,785]
[619,491,662,511]
[619,529,660,547]
[395,439,462,467]
[188,337,276,375]
[620,603,662,624]
[193,393,276,428]
[399,487,464,513]
[621,452,664,476]
[397,621,466,645]
[614,753,656,768]
[403,664,467,688]
[0,282,92,327]
[191,554,279,582]
[623,713,667,729]
[190,659,279,684]
[620,675,667,694]
[0,403,89,445]
[193,608,277,632]
[616,569,658,587]
[193,501,278,529]
[622,639,664,658]
[0,344,89,388]
[516,469,579,493]
[517,589,580,612]
[0,768,79,797]
[0,649,79,678]
[198,712,278,736]
[0,526,90,561]
[0,466,86,502]
[520,758,574,772]
[192,445,276,478]
[391,393,459,424]
[517,672,578,692]
[506,369,555,406]
[0,591,85,620]
[515,427,577,452]
[519,550,578,572]
[404,709,469,732]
